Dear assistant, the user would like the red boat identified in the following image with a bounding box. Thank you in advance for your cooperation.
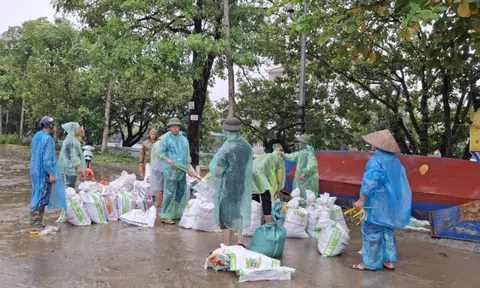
[283,151,480,220]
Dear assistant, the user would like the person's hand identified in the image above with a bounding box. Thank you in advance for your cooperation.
[278,151,285,157]
[167,159,175,167]
[49,174,57,184]
[299,173,306,180]
[354,199,364,211]
[77,166,83,176]
[138,163,144,169]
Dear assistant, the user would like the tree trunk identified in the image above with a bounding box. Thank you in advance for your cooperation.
[441,72,453,158]
[0,105,3,135]
[187,9,220,167]
[19,97,25,139]
[223,0,235,117]
[101,83,112,153]
[5,110,8,134]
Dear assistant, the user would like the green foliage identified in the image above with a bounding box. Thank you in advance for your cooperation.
[94,151,137,163]
[0,134,29,145]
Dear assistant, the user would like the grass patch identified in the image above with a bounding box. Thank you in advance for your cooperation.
[0,134,31,146]
[94,151,137,163]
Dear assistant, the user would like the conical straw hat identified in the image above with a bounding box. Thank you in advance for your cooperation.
[361,130,401,153]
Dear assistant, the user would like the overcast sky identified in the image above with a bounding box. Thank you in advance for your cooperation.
[0,0,270,102]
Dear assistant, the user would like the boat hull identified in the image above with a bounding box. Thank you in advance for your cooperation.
[282,151,480,221]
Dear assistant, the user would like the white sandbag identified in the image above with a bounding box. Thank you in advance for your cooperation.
[80,191,108,224]
[179,193,202,229]
[116,190,136,215]
[192,178,216,203]
[101,193,119,221]
[226,245,281,271]
[284,191,309,238]
[242,200,263,236]
[316,219,350,257]
[132,181,148,211]
[109,171,136,192]
[306,204,329,239]
[65,188,91,226]
[237,267,296,283]
[317,193,348,229]
[120,206,157,228]
[192,199,218,232]
[305,190,316,206]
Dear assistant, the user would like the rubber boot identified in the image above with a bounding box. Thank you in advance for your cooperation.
[30,206,46,235]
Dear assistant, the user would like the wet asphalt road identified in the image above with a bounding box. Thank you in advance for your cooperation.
[0,144,479,288]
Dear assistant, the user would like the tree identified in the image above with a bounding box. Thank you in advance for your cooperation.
[53,0,270,165]
[270,0,480,158]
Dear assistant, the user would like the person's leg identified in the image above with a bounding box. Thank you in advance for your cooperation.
[160,171,175,224]
[352,221,383,271]
[223,229,232,246]
[30,175,52,232]
[382,226,397,270]
[236,230,244,246]
[261,190,273,223]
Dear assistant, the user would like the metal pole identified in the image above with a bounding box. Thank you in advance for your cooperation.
[296,1,307,138]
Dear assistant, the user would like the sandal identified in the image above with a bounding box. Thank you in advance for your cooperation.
[350,263,376,271]
[161,219,175,225]
[383,262,395,271]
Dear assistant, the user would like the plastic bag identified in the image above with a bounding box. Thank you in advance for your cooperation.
[192,199,218,232]
[204,246,230,271]
[306,204,328,239]
[120,206,157,228]
[132,181,148,211]
[192,177,216,203]
[65,187,91,226]
[284,190,309,238]
[237,267,296,283]
[316,219,350,257]
[242,200,263,236]
[80,190,107,224]
[250,201,286,258]
[179,193,202,229]
[227,245,281,271]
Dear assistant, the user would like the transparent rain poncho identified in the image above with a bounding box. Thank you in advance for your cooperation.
[284,144,319,198]
[360,149,412,229]
[209,131,253,230]
[30,131,66,211]
[150,132,169,191]
[58,122,86,177]
[158,131,191,220]
[252,151,285,199]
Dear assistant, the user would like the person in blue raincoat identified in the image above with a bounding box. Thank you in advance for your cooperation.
[29,116,67,234]
[351,130,412,271]
[209,117,253,247]
[58,122,86,188]
[158,118,195,224]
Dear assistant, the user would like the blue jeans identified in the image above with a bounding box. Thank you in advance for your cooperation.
[362,221,397,269]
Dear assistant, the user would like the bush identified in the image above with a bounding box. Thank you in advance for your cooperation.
[0,134,29,145]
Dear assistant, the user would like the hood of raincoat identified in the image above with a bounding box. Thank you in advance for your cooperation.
[62,122,80,137]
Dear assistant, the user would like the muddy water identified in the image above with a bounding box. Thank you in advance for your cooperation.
[1,144,479,288]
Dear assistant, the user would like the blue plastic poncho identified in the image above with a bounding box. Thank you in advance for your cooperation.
[284,144,319,197]
[360,149,412,229]
[252,152,285,199]
[30,131,66,211]
[209,131,253,230]
[58,122,86,177]
[158,131,191,220]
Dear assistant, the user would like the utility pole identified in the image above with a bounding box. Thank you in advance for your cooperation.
[296,0,307,137]
[224,0,236,117]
